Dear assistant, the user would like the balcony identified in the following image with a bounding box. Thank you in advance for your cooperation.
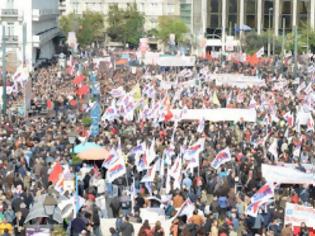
[32,9,59,21]
[0,9,22,21]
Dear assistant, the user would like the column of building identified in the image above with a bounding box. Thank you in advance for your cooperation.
[239,0,245,38]
[257,0,263,34]
[274,0,280,36]
[292,0,297,27]
[221,0,226,52]
[311,0,315,29]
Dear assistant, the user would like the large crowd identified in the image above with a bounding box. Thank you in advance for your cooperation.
[0,50,314,236]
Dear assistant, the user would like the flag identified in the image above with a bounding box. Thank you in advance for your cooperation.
[163,146,175,165]
[170,156,182,189]
[137,152,149,172]
[102,100,117,122]
[268,138,278,161]
[102,149,121,169]
[283,112,294,127]
[211,92,221,106]
[249,97,256,109]
[256,47,264,58]
[197,117,205,133]
[307,115,314,132]
[251,183,275,204]
[141,160,158,183]
[246,200,267,218]
[211,147,232,169]
[106,157,126,183]
[147,139,156,165]
[183,139,205,161]
[110,87,126,98]
[132,84,142,102]
[48,162,63,184]
[174,198,195,217]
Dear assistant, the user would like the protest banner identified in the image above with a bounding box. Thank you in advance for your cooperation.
[285,203,315,228]
[157,56,196,67]
[262,164,315,185]
[171,108,257,122]
[214,74,266,88]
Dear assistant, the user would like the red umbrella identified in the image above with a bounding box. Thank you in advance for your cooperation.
[72,75,85,85]
[76,85,89,96]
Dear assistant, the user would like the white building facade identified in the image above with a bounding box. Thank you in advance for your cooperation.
[62,0,180,31]
[0,0,60,70]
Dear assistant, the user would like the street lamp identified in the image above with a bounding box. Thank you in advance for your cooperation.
[268,8,273,57]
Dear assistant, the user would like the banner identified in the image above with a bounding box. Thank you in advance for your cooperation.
[172,108,256,122]
[285,203,315,228]
[214,74,266,88]
[262,164,315,185]
[157,56,196,67]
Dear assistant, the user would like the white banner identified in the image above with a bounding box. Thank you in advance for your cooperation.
[262,164,315,185]
[214,74,266,88]
[285,203,315,228]
[172,108,257,122]
[158,56,196,67]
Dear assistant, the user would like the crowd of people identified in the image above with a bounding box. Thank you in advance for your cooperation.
[0,49,314,236]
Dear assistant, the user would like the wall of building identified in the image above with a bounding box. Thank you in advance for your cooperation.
[62,0,180,31]
[0,0,60,70]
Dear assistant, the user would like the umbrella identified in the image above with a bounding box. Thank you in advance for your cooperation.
[74,142,101,154]
[77,147,110,160]
[72,75,85,84]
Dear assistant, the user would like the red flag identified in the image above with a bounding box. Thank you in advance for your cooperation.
[164,109,173,122]
[48,162,63,184]
[72,75,85,85]
[76,84,89,96]
[47,100,53,110]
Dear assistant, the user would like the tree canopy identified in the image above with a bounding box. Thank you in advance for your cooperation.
[59,11,105,47]
[285,23,315,53]
[157,16,188,44]
[106,4,145,47]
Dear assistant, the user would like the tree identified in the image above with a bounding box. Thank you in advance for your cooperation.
[106,4,145,47]
[77,11,105,47]
[59,11,105,47]
[285,23,315,53]
[59,13,80,35]
[157,16,188,44]
[241,31,282,55]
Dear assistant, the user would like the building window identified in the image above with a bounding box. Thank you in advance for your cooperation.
[7,23,14,36]
[227,0,239,35]
[209,0,222,31]
[280,0,292,33]
[297,0,310,27]
[245,0,257,29]
[263,0,274,31]
[180,3,192,27]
